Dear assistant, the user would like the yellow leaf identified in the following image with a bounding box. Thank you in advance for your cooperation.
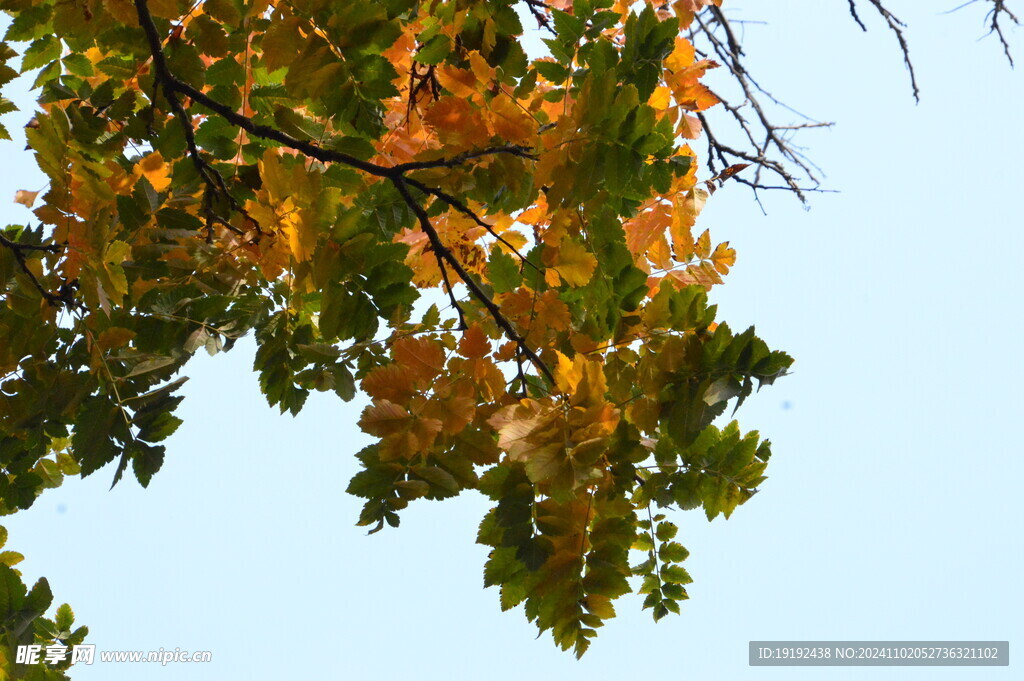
[102,0,138,24]
[101,240,131,300]
[469,51,494,83]
[710,241,736,274]
[552,238,597,287]
[555,353,609,408]
[671,187,707,260]
[672,0,722,29]
[555,351,585,395]
[104,240,131,266]
[489,400,562,462]
[148,0,188,19]
[649,86,672,110]
[97,327,136,351]
[258,150,291,203]
[694,229,712,259]
[285,209,317,263]
[668,261,723,289]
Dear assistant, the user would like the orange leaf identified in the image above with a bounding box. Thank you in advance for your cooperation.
[423,96,489,147]
[362,364,416,403]
[458,325,491,359]
[488,96,534,143]
[134,152,172,192]
[358,399,412,437]
[393,336,446,383]
[624,203,671,256]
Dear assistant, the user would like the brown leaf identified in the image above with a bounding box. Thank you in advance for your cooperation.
[14,190,38,208]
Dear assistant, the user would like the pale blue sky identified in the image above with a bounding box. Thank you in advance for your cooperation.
[1,2,1021,679]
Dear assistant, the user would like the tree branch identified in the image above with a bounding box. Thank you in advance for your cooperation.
[984,0,1020,65]
[392,146,537,173]
[394,179,556,385]
[948,0,1020,65]
[133,0,556,387]
[690,8,833,205]
[403,176,542,272]
[523,0,556,34]
[850,0,920,101]
[0,231,67,307]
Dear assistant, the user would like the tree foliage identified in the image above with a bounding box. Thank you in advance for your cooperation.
[0,0,1014,672]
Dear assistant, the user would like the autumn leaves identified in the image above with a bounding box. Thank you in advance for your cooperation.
[0,0,793,660]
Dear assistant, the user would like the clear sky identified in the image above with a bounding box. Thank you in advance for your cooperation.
[1,2,1021,679]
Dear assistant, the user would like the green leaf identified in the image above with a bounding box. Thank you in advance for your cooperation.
[415,34,451,65]
[654,521,677,541]
[487,246,522,294]
[24,577,53,614]
[0,564,27,618]
[55,603,74,631]
[72,396,122,477]
[20,35,60,72]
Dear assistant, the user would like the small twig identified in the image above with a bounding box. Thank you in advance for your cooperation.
[690,8,833,204]
[850,0,920,100]
[848,0,868,30]
[984,0,1019,65]
[524,0,556,34]
[393,145,537,173]
[947,0,1020,65]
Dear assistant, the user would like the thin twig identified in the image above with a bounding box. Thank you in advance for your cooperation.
[947,0,1020,65]
[689,7,834,204]
[393,146,537,173]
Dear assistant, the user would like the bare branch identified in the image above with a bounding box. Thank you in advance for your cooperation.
[985,0,1020,65]
[948,0,1020,65]
[523,0,557,34]
[689,8,834,204]
[851,0,920,101]
[847,0,868,30]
